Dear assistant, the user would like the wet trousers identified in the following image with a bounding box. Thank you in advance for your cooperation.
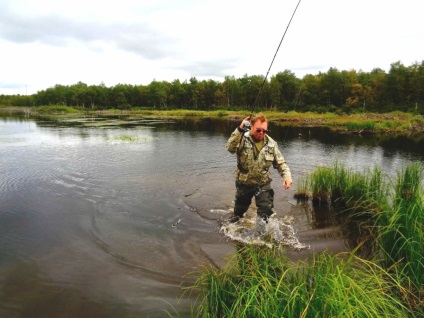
[234,182,274,220]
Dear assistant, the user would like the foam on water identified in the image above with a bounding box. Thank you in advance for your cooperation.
[218,212,309,251]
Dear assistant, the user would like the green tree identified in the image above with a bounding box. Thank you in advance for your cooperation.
[387,61,409,109]
[270,70,300,111]
[300,74,322,110]
[147,80,169,108]
[408,61,424,112]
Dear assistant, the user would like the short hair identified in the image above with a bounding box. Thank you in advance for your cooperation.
[251,113,267,125]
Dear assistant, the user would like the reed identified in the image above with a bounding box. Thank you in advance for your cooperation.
[296,163,389,211]
[346,121,376,131]
[191,246,414,317]
[376,163,424,294]
[309,166,334,205]
[294,174,310,201]
[295,162,423,310]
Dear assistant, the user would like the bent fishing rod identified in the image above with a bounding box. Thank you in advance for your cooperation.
[243,0,302,131]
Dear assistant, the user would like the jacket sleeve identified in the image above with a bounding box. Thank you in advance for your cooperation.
[273,143,292,182]
[226,128,244,154]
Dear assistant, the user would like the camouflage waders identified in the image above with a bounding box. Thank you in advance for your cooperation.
[234,182,274,221]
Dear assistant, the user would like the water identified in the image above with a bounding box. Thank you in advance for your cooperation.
[1,114,423,317]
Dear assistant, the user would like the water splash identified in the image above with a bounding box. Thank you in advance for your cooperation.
[219,214,309,251]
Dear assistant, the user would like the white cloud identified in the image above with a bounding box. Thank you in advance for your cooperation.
[1,0,423,95]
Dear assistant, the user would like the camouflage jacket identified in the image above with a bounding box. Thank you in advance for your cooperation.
[226,128,292,186]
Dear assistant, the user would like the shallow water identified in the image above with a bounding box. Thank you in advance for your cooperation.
[1,114,423,317]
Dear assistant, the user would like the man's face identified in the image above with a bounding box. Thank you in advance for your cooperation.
[250,120,268,141]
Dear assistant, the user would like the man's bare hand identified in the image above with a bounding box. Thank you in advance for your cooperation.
[283,180,292,190]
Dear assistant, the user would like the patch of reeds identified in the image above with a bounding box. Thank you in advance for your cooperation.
[309,166,334,205]
[112,135,145,142]
[296,163,389,210]
[293,174,309,201]
[375,163,424,296]
[295,162,424,310]
[190,246,414,317]
[346,121,376,131]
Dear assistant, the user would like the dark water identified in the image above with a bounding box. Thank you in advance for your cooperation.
[1,114,423,317]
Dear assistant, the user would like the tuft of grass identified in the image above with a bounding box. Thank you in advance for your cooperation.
[376,163,424,292]
[190,246,414,318]
[346,121,376,131]
[294,174,310,201]
[112,135,146,142]
[309,166,334,205]
[295,162,424,310]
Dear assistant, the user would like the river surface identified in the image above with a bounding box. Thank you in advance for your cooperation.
[0,113,423,317]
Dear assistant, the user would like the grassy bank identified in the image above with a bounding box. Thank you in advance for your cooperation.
[1,106,423,136]
[190,163,423,317]
[295,163,423,310]
[190,246,417,317]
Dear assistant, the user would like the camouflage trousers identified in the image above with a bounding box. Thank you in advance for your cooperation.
[234,182,274,220]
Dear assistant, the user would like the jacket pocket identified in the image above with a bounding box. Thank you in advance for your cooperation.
[264,153,274,168]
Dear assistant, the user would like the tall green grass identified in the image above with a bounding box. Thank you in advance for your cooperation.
[300,163,388,211]
[346,121,376,131]
[309,166,334,205]
[376,164,424,294]
[191,246,414,317]
[295,162,423,311]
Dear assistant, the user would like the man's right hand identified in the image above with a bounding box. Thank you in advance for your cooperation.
[239,116,251,130]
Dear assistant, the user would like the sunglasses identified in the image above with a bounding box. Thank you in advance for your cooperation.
[255,129,269,133]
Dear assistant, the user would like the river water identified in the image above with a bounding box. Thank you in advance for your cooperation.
[0,113,423,317]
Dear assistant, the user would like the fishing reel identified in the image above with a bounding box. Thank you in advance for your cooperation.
[243,121,251,132]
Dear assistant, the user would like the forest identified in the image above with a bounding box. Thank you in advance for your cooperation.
[1,60,423,114]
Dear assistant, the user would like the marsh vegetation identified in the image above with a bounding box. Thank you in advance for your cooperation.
[1,106,423,136]
[191,163,423,317]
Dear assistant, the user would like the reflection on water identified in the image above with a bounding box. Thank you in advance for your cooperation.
[0,114,423,317]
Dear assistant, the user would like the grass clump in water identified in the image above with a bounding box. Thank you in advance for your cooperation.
[112,135,147,142]
[294,162,424,312]
[309,166,334,205]
[191,246,414,317]
[376,164,424,299]
[346,121,376,131]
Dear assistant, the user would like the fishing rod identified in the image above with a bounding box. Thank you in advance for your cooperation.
[243,0,302,131]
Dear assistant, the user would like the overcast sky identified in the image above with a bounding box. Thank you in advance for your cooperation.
[1,0,423,95]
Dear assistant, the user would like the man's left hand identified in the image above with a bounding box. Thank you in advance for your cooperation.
[283,180,292,190]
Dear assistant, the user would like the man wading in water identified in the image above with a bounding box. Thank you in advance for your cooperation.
[226,113,292,223]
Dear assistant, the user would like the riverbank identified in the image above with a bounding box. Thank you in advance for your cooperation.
[1,105,423,136]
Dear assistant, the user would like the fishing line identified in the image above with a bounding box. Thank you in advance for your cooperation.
[250,0,302,117]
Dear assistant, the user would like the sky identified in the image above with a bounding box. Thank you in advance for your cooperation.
[1,0,423,95]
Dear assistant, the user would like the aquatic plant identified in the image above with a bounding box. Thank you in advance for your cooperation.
[191,246,414,318]
[113,135,143,142]
[309,166,334,205]
[294,174,309,201]
[376,163,424,296]
[346,121,376,131]
[294,162,424,312]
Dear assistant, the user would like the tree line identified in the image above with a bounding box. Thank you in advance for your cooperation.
[1,60,423,114]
